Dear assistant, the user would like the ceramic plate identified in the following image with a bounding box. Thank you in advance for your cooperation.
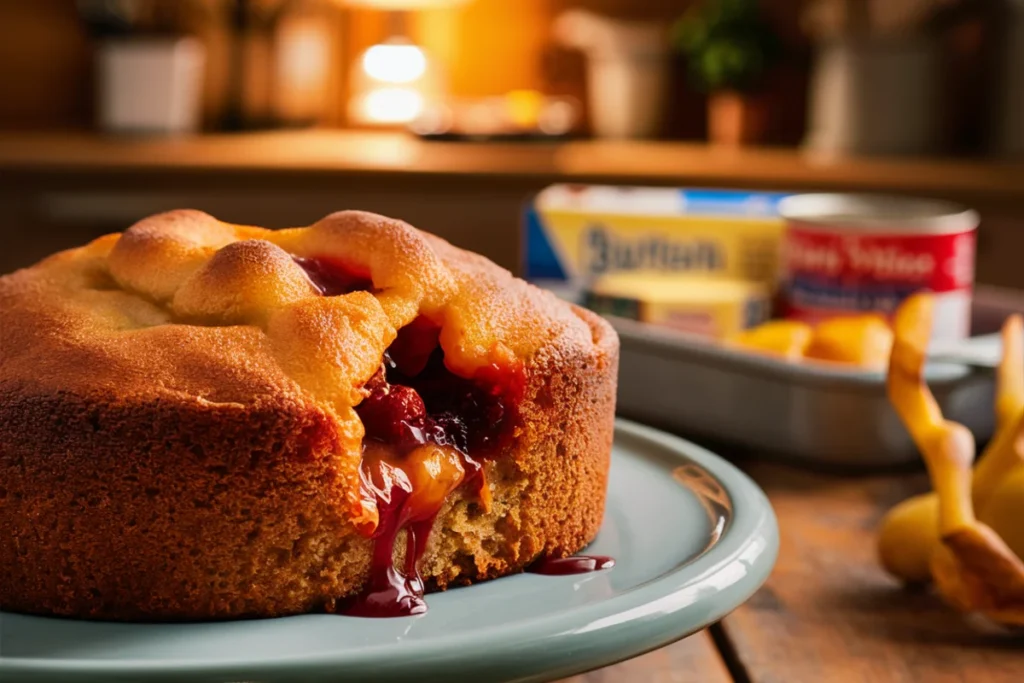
[0,420,778,683]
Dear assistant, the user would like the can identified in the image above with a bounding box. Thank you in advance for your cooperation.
[778,193,978,340]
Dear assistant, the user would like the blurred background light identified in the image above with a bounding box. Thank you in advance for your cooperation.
[362,42,428,84]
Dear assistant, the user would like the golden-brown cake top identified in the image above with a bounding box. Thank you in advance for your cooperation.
[0,210,607,523]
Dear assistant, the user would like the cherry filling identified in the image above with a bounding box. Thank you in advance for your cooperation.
[293,256,374,296]
[289,255,612,615]
[342,318,518,618]
[357,351,513,455]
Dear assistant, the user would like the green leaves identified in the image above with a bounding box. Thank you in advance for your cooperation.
[671,0,781,93]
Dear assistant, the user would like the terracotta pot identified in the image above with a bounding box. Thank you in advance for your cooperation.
[708,91,769,146]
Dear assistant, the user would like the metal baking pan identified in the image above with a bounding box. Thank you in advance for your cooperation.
[610,286,1022,469]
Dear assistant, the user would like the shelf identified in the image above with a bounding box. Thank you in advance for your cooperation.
[3,130,1023,200]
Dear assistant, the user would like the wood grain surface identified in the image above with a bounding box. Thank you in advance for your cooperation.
[3,130,1024,199]
[558,630,732,683]
[569,463,1024,682]
[719,464,1024,683]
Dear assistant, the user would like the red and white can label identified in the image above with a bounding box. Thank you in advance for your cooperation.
[781,227,976,340]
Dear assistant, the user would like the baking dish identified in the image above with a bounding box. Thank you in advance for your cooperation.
[610,286,1020,468]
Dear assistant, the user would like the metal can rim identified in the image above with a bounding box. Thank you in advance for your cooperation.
[778,193,979,236]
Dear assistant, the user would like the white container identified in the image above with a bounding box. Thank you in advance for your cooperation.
[98,37,206,135]
[805,38,939,155]
[554,10,669,139]
[587,52,668,139]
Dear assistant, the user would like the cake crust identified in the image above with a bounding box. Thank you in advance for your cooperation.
[0,210,618,620]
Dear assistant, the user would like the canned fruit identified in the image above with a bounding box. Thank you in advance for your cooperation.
[804,315,894,368]
[729,314,893,370]
[727,321,813,360]
[779,194,978,341]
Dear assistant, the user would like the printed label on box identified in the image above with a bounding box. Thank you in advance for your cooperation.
[524,185,787,300]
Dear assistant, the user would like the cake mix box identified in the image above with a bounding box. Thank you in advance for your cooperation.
[584,274,771,338]
[523,185,788,304]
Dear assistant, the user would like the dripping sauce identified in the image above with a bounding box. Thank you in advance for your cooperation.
[295,256,612,617]
[526,555,616,576]
[342,316,521,618]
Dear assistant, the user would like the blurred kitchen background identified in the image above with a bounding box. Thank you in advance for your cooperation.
[1,0,1023,288]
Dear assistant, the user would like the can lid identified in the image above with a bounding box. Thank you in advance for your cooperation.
[778,193,979,235]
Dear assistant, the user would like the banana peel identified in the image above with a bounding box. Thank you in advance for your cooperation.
[878,293,1024,626]
[877,493,939,583]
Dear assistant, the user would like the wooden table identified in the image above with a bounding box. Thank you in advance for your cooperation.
[566,463,1023,682]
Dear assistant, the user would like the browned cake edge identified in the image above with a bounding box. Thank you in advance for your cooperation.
[0,305,617,621]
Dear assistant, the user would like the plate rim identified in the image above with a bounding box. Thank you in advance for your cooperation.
[0,419,779,682]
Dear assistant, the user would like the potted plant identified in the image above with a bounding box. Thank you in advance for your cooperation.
[672,0,782,146]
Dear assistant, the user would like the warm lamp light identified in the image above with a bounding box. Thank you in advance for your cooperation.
[349,37,438,125]
[342,0,466,126]
[362,43,427,82]
[363,87,424,123]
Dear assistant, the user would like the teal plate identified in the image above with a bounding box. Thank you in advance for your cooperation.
[0,420,778,683]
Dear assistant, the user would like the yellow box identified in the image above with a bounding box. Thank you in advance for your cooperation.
[585,275,770,339]
[524,185,787,302]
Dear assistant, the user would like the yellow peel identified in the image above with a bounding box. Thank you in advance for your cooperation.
[877,494,940,583]
[973,315,1024,505]
[882,293,1024,626]
[996,315,1024,431]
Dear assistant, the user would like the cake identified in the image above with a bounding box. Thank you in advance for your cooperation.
[0,209,618,620]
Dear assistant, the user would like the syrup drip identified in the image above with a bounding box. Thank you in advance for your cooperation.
[341,462,432,617]
[526,555,616,576]
[341,446,485,618]
[341,318,513,618]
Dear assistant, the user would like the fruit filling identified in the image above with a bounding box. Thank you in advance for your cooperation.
[291,256,610,616]
[293,256,374,296]
[358,351,514,455]
[345,442,472,617]
[345,317,519,617]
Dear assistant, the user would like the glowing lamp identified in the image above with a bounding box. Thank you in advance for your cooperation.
[344,0,466,126]
[349,38,437,125]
